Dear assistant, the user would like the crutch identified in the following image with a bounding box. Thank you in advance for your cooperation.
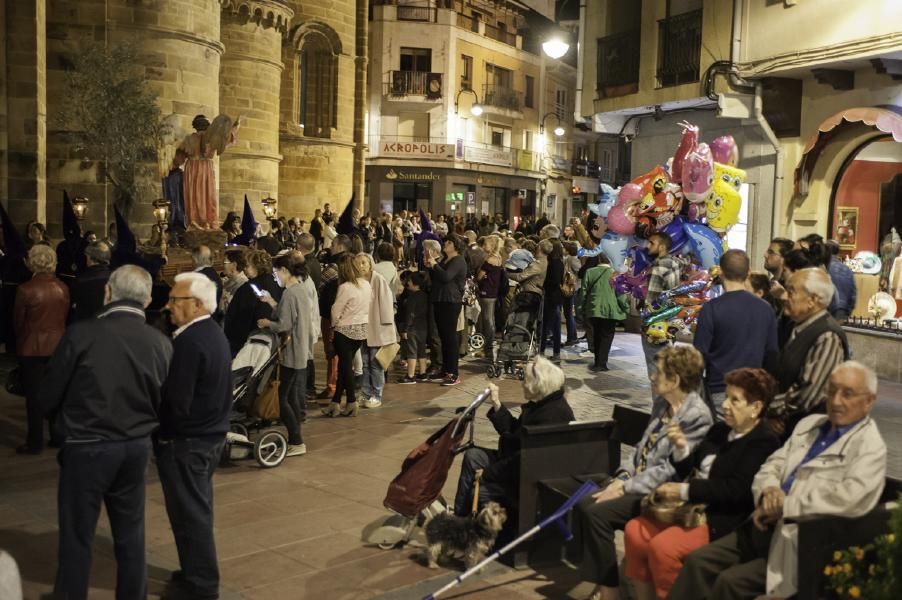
[422,479,600,600]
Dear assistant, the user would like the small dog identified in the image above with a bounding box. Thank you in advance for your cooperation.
[424,502,507,569]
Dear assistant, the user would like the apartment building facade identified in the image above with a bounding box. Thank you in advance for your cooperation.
[366,0,578,224]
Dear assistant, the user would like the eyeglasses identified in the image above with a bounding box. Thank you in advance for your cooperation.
[825,386,871,401]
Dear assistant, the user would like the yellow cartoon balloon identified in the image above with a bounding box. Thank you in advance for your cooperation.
[705,163,746,233]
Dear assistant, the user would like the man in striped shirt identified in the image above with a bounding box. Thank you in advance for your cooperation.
[768,268,849,436]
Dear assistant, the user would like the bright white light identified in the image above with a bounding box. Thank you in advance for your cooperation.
[542,38,569,59]
[553,125,565,137]
[470,104,483,116]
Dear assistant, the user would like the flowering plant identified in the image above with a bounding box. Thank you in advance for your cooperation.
[823,497,901,599]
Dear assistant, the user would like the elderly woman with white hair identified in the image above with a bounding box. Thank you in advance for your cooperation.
[452,356,575,516]
[14,245,69,454]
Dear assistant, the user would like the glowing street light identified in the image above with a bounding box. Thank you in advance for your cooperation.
[542,37,570,59]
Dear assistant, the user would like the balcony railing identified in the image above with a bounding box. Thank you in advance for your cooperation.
[657,9,702,87]
[456,12,477,31]
[571,159,601,178]
[596,30,640,91]
[482,84,522,111]
[397,6,436,22]
[388,71,443,97]
[484,22,516,47]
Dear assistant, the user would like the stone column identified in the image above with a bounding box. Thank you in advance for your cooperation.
[6,0,47,226]
[218,0,293,219]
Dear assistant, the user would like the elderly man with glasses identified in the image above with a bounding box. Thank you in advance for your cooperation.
[670,361,887,600]
[157,272,232,599]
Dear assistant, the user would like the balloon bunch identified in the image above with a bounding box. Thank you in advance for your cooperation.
[641,273,720,345]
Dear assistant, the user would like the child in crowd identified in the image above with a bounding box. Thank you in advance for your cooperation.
[398,272,429,384]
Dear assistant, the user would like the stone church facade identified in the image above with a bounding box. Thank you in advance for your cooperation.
[0,0,357,235]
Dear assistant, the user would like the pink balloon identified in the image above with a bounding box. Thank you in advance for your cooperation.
[607,204,636,235]
[617,183,643,205]
[709,135,738,166]
[670,124,699,185]
[683,143,714,204]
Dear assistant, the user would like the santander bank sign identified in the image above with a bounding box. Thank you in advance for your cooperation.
[378,140,454,159]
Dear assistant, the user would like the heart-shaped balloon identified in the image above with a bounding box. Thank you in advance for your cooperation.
[606,204,636,235]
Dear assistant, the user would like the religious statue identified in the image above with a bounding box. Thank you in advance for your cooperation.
[163,148,187,240]
[178,113,242,229]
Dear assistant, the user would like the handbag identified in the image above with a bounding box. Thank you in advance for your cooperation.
[560,271,576,298]
[640,492,707,529]
[376,342,401,370]
[253,364,281,420]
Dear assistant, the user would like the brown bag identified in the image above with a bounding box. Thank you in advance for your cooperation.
[253,365,281,420]
[561,270,576,298]
[640,492,707,529]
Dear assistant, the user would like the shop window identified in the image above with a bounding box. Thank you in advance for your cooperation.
[725,183,751,252]
[393,182,433,215]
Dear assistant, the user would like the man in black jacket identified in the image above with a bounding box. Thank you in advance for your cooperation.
[315,234,350,400]
[192,245,223,320]
[70,241,112,321]
[157,272,232,599]
[41,265,173,600]
[453,357,574,515]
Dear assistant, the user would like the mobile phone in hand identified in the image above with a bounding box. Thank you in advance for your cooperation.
[250,283,263,297]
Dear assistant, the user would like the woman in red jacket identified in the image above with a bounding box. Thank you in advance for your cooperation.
[14,245,70,454]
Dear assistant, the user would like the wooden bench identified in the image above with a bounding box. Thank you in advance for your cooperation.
[508,405,652,568]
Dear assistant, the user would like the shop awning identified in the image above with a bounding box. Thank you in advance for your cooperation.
[793,106,902,198]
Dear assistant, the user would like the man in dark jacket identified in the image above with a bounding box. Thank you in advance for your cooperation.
[453,357,574,516]
[158,272,232,599]
[70,241,112,321]
[40,265,173,600]
[192,245,222,320]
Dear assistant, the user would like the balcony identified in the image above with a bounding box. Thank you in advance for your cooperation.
[484,22,516,47]
[397,5,436,22]
[482,84,522,112]
[571,159,600,179]
[456,12,477,32]
[657,9,703,87]
[388,71,443,99]
[596,30,640,97]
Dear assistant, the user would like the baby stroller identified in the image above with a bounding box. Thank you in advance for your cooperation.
[364,389,491,550]
[224,329,289,468]
[486,291,542,380]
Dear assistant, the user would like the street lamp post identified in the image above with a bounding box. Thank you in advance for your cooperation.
[454,88,483,116]
[540,112,566,137]
[152,198,170,255]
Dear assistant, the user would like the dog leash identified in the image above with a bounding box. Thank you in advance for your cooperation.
[471,470,482,516]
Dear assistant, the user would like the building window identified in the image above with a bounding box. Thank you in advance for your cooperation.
[525,75,535,108]
[400,47,432,72]
[489,124,510,148]
[461,55,473,90]
[398,112,430,142]
[555,88,568,120]
[298,34,337,138]
[657,8,703,87]
[486,63,513,88]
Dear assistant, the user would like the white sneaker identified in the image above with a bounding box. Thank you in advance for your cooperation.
[579,350,594,358]
[286,443,307,457]
[362,397,383,409]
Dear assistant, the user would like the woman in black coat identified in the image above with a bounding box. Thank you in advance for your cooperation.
[622,368,781,600]
[424,234,468,386]
[224,249,283,355]
[452,356,574,515]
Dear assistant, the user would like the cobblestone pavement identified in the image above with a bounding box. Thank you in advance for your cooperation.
[0,332,899,599]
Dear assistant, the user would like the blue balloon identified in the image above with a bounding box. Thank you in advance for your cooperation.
[600,232,632,272]
[588,183,618,221]
[660,216,689,255]
[684,221,724,269]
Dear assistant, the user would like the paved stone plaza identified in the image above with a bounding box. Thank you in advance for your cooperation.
[1,333,900,599]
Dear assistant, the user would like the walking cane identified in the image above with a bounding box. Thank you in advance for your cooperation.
[423,480,600,600]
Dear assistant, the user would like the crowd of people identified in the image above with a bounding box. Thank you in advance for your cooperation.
[4,200,882,600]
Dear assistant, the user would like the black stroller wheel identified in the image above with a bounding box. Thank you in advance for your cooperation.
[469,333,485,351]
[485,365,497,378]
[254,431,288,468]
